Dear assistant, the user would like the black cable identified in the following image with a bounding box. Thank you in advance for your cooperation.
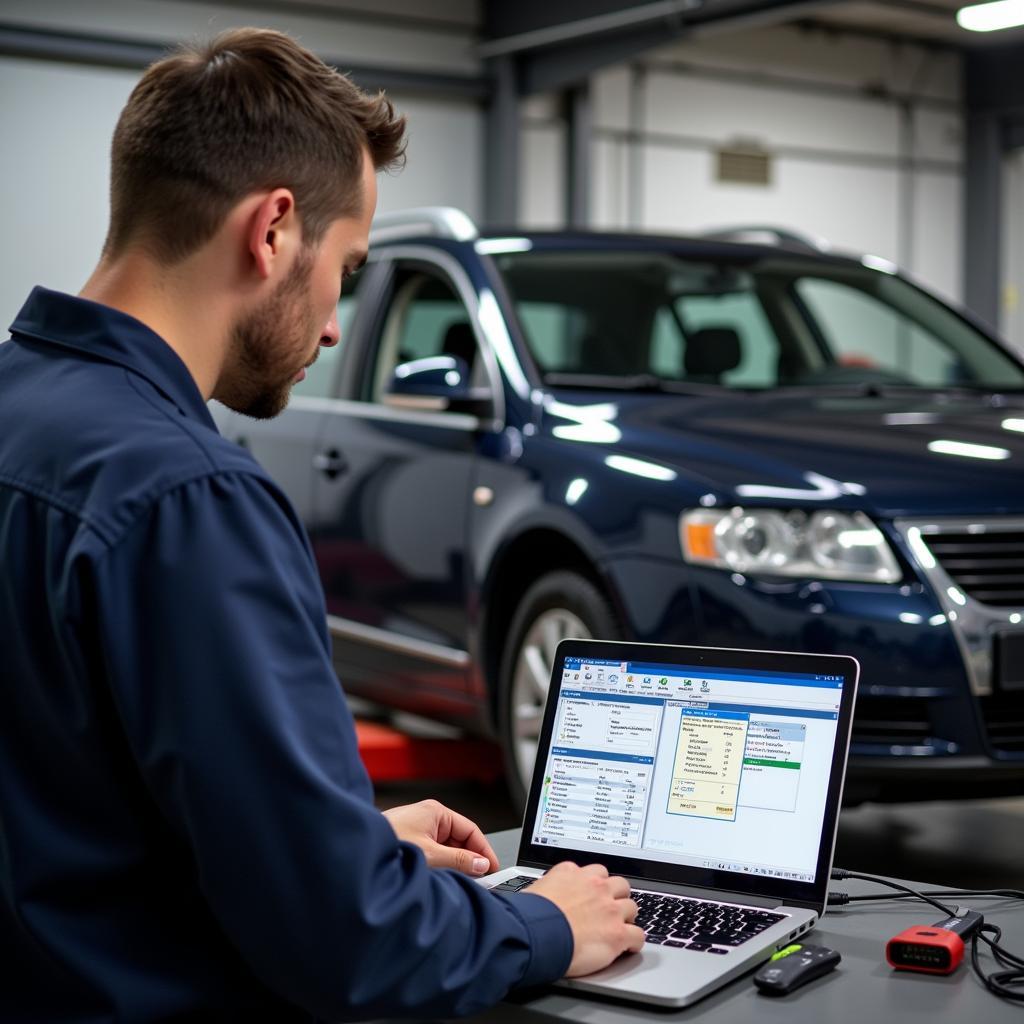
[829,868,1024,1004]
[973,925,1024,1003]
[830,888,1024,906]
[829,868,957,917]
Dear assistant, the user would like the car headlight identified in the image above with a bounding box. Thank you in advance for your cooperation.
[680,508,901,583]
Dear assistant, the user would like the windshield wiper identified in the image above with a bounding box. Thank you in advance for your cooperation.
[774,382,1024,399]
[543,372,728,396]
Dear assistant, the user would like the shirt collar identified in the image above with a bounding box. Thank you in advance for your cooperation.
[9,286,217,430]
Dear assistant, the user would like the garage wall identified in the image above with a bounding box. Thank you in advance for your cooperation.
[521,23,965,305]
[1003,150,1024,352]
[0,0,483,327]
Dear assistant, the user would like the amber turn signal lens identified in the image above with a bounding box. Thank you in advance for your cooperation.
[684,522,718,562]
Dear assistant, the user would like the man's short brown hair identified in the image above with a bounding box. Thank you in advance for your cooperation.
[105,28,406,263]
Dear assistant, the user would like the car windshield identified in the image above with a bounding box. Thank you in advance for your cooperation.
[494,249,1024,391]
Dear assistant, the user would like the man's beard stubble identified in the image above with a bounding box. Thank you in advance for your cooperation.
[219,247,318,420]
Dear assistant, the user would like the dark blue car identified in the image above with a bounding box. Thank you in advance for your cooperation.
[212,208,1024,806]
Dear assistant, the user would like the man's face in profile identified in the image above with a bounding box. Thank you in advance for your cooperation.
[226,247,320,419]
[224,150,377,419]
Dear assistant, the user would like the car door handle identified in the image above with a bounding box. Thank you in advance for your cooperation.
[312,448,347,479]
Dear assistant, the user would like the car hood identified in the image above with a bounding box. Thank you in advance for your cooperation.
[543,388,1024,518]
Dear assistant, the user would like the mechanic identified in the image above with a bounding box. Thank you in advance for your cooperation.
[0,28,643,1021]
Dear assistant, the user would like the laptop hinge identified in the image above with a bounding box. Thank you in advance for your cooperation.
[625,876,816,911]
[622,872,823,913]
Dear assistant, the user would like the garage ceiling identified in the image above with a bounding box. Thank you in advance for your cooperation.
[807,0,1024,45]
[257,0,1024,49]
[480,0,1024,49]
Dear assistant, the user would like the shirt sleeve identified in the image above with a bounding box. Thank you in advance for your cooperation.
[90,469,573,1019]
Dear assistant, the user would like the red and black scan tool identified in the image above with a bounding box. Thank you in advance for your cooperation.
[886,909,983,975]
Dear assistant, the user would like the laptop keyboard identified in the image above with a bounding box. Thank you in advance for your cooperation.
[490,876,786,954]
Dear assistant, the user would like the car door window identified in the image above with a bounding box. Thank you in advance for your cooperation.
[290,268,363,399]
[369,267,481,402]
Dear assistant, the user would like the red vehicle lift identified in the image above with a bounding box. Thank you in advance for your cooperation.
[355,719,503,784]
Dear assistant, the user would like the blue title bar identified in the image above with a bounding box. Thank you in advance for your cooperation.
[622,663,842,688]
[562,690,664,706]
[679,708,749,722]
[551,747,655,765]
[673,700,839,721]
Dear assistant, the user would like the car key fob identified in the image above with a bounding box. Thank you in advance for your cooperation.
[754,943,841,995]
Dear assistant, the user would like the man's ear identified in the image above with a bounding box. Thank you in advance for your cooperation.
[247,188,298,281]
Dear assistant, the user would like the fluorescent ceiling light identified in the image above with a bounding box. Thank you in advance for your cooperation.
[474,237,533,255]
[958,1,1024,32]
[928,439,1011,460]
[604,455,677,481]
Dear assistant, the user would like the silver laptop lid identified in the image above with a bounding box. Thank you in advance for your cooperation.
[516,640,859,915]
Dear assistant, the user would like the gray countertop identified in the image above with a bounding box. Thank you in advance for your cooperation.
[455,828,1024,1024]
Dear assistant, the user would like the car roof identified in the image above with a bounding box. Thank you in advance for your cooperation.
[367,207,874,270]
[473,228,870,268]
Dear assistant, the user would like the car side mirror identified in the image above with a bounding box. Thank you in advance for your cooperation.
[385,355,492,417]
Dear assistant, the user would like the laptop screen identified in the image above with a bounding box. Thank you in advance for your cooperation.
[518,640,858,909]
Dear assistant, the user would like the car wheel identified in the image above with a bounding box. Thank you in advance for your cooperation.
[498,570,620,810]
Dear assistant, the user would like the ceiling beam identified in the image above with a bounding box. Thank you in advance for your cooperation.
[481,0,845,95]
[0,21,488,101]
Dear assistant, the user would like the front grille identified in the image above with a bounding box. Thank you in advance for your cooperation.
[924,529,1024,607]
[850,696,950,754]
[979,694,1024,755]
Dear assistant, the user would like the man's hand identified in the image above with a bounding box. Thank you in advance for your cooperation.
[382,799,500,877]
[528,862,645,977]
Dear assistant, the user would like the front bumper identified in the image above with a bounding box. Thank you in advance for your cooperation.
[601,553,1024,802]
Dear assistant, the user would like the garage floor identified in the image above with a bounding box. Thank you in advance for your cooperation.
[374,780,1024,891]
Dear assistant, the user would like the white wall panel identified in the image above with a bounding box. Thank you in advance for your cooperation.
[0,59,136,327]
[592,66,632,132]
[1002,153,1024,352]
[0,60,482,327]
[520,124,565,228]
[644,70,902,159]
[582,24,965,307]
[910,171,963,305]
[639,143,902,264]
[913,108,964,165]
[592,138,630,229]
[375,95,483,221]
[0,0,481,75]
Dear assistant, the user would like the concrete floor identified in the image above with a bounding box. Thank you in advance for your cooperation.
[374,779,1024,892]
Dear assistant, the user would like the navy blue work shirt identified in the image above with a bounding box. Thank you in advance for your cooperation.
[0,287,572,1022]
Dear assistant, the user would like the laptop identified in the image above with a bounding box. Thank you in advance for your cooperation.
[480,639,859,1008]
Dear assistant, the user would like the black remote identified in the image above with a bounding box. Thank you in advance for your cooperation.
[753,943,841,995]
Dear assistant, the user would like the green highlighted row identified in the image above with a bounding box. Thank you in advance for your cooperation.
[743,757,801,770]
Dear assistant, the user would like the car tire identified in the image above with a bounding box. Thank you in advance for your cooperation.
[498,570,620,811]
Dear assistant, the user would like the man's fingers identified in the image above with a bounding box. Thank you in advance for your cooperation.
[624,924,646,953]
[579,862,610,878]
[606,875,631,899]
[424,841,492,876]
[442,808,500,873]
